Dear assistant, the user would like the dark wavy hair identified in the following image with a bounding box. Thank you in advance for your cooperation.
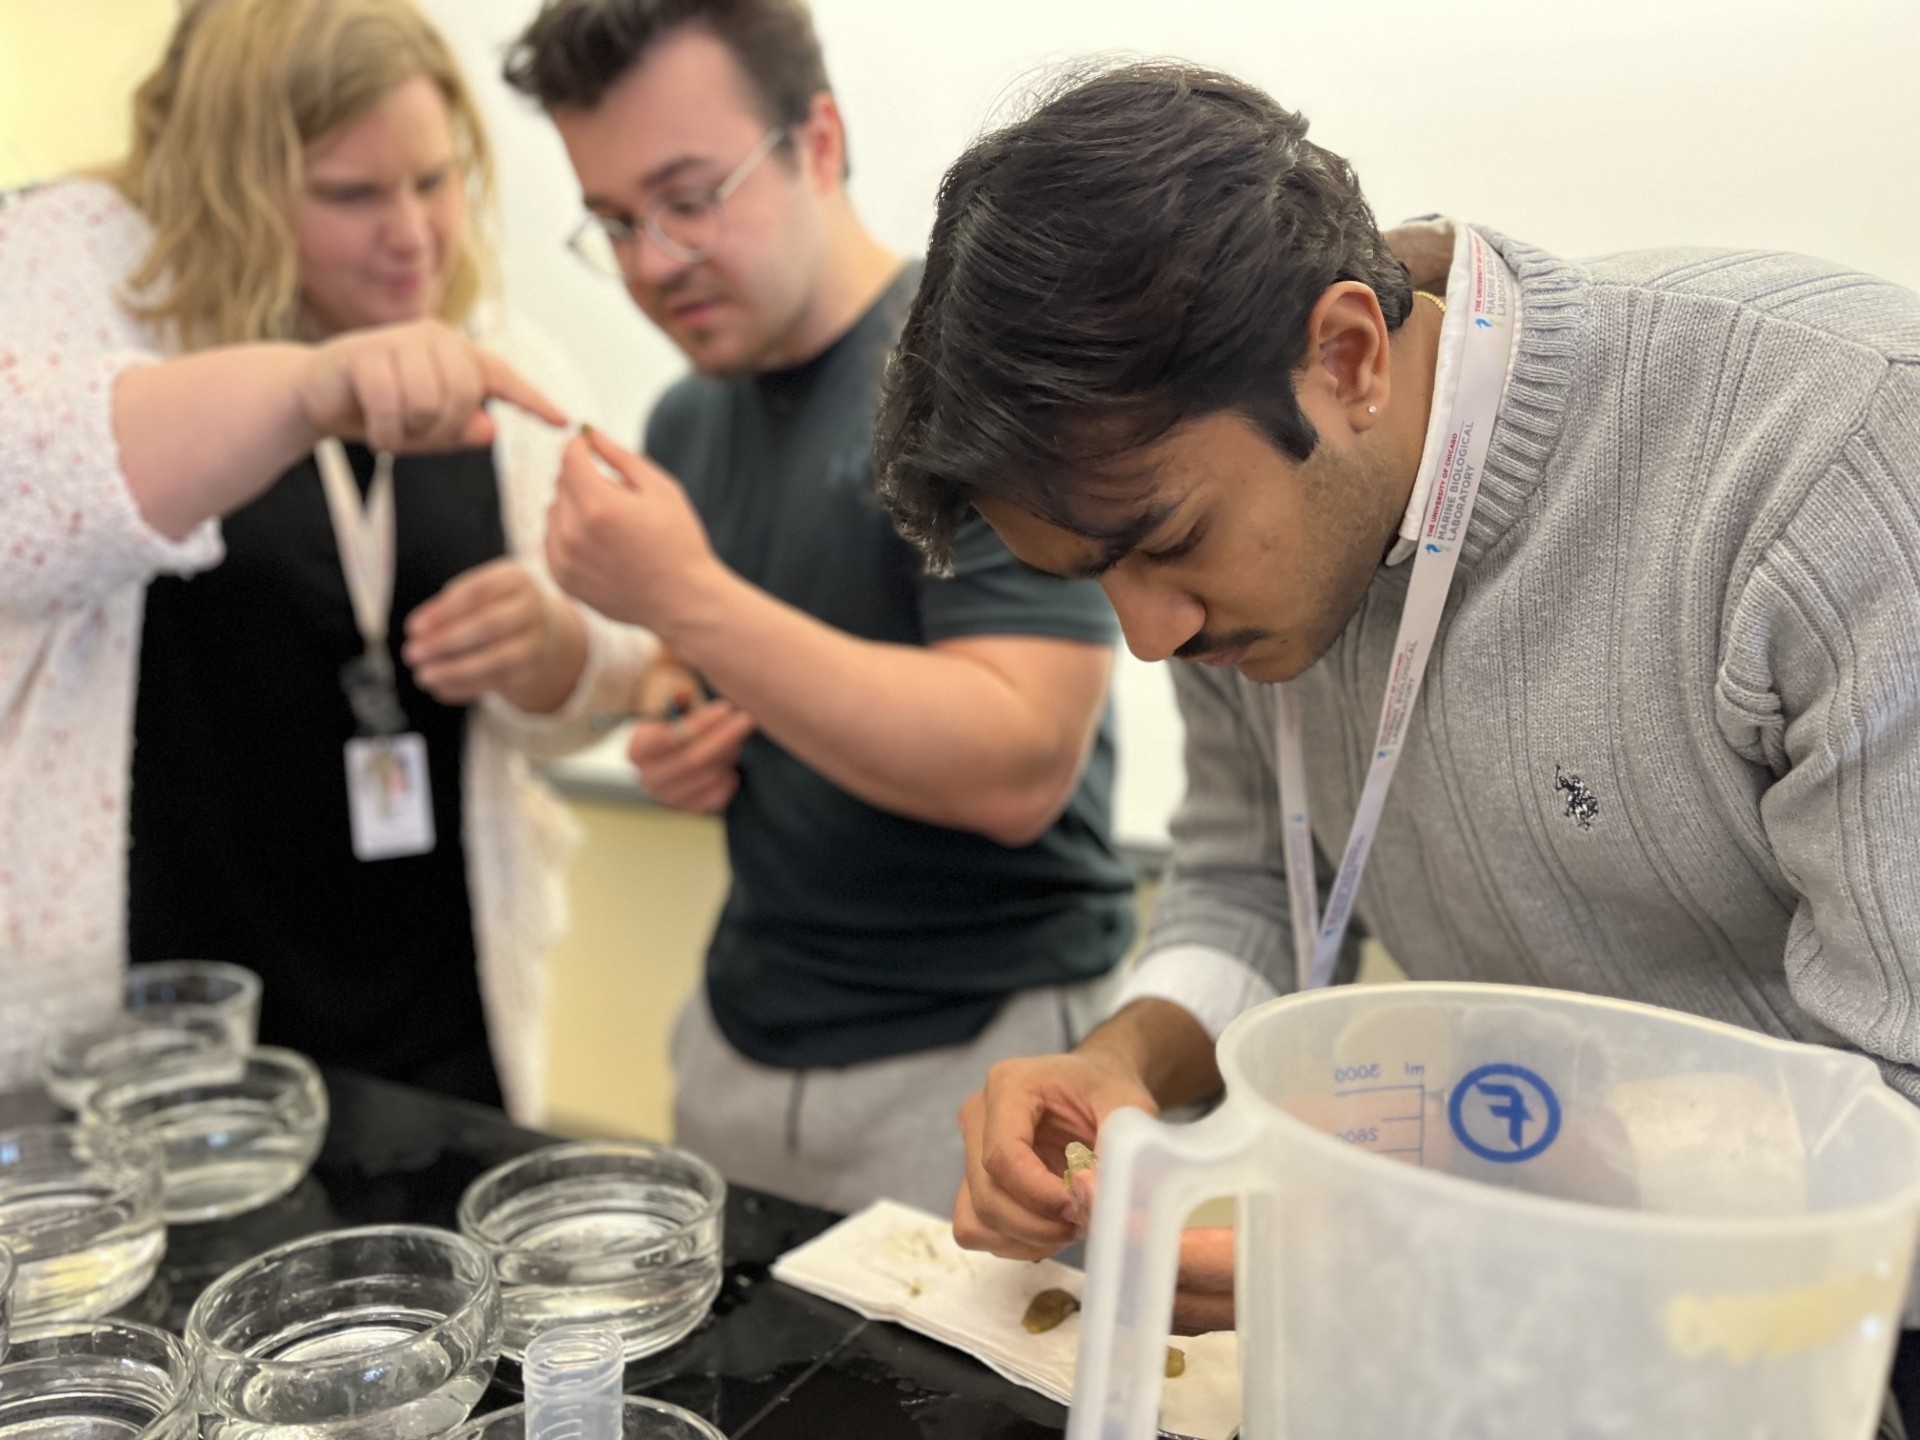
[504,0,833,164]
[877,62,1412,570]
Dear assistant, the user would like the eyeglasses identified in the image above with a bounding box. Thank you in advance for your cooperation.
[568,127,786,277]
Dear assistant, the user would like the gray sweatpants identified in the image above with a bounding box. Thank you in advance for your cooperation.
[670,974,1119,1217]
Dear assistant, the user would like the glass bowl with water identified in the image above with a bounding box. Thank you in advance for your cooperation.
[42,1011,240,1113]
[458,1394,725,1440]
[79,1047,327,1224]
[124,962,261,1052]
[457,1141,726,1361]
[0,1319,195,1440]
[0,1319,197,1440]
[0,1124,165,1326]
[186,1223,502,1440]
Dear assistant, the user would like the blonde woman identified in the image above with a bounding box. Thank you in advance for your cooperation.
[0,0,655,1118]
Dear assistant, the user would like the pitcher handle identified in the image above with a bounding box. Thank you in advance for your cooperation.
[1068,1102,1270,1440]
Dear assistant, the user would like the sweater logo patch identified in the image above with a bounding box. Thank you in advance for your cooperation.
[1554,765,1600,831]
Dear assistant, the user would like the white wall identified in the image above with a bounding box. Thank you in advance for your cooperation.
[427,0,1920,849]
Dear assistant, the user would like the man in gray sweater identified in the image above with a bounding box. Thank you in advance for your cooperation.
[876,60,1920,1339]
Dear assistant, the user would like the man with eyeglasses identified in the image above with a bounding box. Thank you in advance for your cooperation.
[502,0,1137,1216]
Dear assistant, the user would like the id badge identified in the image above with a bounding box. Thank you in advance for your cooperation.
[344,733,435,860]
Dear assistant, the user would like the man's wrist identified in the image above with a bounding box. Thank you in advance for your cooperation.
[1076,998,1221,1110]
[651,558,747,658]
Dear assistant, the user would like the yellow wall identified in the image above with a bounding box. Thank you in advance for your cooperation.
[543,801,729,1141]
[0,0,175,189]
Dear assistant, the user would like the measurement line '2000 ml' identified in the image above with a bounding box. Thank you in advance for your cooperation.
[1330,1060,1429,1164]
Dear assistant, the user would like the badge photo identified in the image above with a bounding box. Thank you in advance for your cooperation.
[344,733,435,860]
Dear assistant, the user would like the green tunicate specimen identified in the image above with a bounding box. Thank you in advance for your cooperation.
[1021,1288,1080,1334]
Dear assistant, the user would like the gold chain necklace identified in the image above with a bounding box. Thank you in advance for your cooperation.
[1417,290,1448,314]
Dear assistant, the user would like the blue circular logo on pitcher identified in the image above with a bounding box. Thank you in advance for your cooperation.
[1448,1063,1562,1163]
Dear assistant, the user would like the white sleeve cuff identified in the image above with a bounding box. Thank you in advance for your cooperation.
[1111,944,1280,1042]
[481,607,660,740]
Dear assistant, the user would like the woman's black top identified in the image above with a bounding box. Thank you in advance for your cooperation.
[128,442,507,1106]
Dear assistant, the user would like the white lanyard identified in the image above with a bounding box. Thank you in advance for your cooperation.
[1279,227,1517,992]
[315,438,397,656]
[316,439,435,860]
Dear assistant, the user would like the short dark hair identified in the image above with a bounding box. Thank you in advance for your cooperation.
[877,63,1413,570]
[503,0,831,134]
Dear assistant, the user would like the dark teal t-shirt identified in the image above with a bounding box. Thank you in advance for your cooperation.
[645,263,1136,1068]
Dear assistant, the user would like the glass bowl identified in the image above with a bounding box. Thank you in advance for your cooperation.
[41,1011,239,1113]
[0,1320,196,1440]
[186,1223,501,1440]
[124,962,261,1052]
[458,1141,725,1361]
[80,1047,327,1224]
[456,1394,725,1440]
[0,1125,165,1325]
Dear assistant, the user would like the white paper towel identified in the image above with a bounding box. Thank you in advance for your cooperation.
[771,1198,1241,1440]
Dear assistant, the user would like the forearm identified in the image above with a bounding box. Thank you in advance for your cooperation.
[662,567,1083,842]
[1078,998,1223,1111]
[114,345,321,541]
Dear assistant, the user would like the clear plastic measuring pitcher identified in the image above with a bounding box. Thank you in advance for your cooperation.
[1072,983,1920,1440]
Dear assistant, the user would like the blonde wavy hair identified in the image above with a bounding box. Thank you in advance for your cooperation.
[110,0,497,350]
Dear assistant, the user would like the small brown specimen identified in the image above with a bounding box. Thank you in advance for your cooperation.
[1021,1288,1081,1334]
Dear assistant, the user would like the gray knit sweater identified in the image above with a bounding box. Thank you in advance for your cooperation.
[1144,229,1920,1098]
